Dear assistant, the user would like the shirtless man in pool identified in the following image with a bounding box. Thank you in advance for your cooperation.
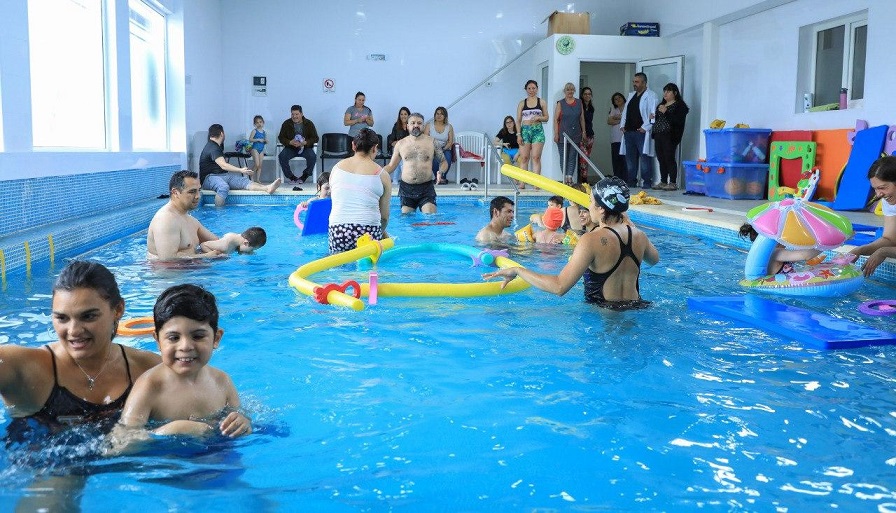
[384,112,447,214]
[147,170,221,260]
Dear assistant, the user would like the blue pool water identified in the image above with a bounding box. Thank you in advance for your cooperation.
[1,201,895,511]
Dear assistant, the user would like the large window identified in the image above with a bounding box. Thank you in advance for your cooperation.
[28,0,107,149]
[811,13,867,106]
[129,0,168,150]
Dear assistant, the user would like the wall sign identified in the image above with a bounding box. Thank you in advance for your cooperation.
[323,78,335,93]
[252,76,267,97]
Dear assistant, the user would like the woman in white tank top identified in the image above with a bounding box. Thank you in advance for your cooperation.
[328,128,392,253]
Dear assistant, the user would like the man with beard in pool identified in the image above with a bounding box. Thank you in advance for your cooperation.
[383,112,447,214]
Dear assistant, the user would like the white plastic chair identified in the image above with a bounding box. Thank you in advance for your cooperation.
[453,131,490,185]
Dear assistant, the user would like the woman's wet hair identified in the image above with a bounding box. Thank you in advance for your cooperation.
[153,284,218,333]
[739,223,759,242]
[353,128,380,153]
[868,155,896,182]
[53,260,123,308]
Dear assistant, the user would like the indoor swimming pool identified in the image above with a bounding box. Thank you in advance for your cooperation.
[0,201,894,512]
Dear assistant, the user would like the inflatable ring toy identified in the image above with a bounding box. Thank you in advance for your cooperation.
[739,234,863,297]
[293,204,307,230]
[117,317,154,336]
[289,239,530,311]
[858,300,896,316]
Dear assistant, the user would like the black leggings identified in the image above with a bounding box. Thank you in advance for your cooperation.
[654,132,679,184]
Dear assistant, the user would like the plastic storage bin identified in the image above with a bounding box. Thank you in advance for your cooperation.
[703,162,769,200]
[683,161,707,194]
[703,128,772,163]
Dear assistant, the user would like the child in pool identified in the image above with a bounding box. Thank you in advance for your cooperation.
[531,195,566,228]
[248,115,267,182]
[197,227,266,255]
[534,206,565,244]
[738,223,822,275]
[299,172,331,208]
[111,284,251,448]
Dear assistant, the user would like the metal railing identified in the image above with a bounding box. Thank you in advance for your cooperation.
[561,133,605,183]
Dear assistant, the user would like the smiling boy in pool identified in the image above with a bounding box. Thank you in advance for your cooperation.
[109,284,250,451]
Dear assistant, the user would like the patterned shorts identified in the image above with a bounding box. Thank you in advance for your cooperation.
[328,223,384,254]
[520,124,546,144]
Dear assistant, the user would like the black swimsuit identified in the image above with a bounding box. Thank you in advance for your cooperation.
[583,226,650,310]
[6,344,133,442]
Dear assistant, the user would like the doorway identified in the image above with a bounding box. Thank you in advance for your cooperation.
[579,61,633,181]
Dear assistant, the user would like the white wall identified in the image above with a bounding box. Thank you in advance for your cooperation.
[194,0,641,175]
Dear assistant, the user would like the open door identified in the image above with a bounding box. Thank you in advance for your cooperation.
[637,56,684,98]
[638,56,685,187]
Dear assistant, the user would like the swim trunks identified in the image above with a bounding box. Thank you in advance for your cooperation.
[398,180,437,211]
[521,124,546,144]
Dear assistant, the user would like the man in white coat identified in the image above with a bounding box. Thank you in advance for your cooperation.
[619,72,658,189]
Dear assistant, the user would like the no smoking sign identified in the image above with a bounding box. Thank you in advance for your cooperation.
[322,78,335,93]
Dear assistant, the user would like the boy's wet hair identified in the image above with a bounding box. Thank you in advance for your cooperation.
[548,195,564,207]
[153,284,219,333]
[242,227,267,248]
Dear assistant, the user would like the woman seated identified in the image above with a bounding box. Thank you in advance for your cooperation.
[484,177,660,310]
[424,106,454,184]
[494,116,519,165]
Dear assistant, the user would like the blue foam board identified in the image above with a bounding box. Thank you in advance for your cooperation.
[301,197,332,236]
[833,125,887,211]
[688,295,896,350]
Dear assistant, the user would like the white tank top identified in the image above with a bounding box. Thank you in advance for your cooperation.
[881,198,896,217]
[329,164,385,227]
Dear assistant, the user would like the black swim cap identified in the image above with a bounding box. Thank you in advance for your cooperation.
[593,177,630,213]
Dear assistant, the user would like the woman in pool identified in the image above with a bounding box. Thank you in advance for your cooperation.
[850,155,896,277]
[484,177,660,310]
[328,128,391,253]
[0,261,161,441]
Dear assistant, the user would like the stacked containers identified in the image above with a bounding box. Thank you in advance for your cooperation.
[700,128,772,199]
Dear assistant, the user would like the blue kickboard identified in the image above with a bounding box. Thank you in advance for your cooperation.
[301,197,332,236]
[832,124,887,211]
[688,295,896,350]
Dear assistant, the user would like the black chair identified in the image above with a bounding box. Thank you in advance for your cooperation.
[319,133,353,172]
[223,151,251,168]
[375,134,390,166]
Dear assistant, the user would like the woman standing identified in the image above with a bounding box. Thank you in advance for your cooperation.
[344,91,374,137]
[607,92,627,183]
[578,87,595,184]
[425,106,454,184]
[494,116,519,165]
[328,128,391,253]
[515,80,549,189]
[651,83,689,190]
[0,261,161,441]
[554,82,585,185]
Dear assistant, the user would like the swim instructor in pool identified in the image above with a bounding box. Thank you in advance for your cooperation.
[483,177,659,310]
[0,261,161,441]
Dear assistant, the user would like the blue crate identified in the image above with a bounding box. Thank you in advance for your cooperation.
[703,128,772,163]
[703,162,769,200]
[683,161,707,194]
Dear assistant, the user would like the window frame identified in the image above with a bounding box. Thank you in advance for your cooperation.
[128,0,170,151]
[808,12,867,106]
